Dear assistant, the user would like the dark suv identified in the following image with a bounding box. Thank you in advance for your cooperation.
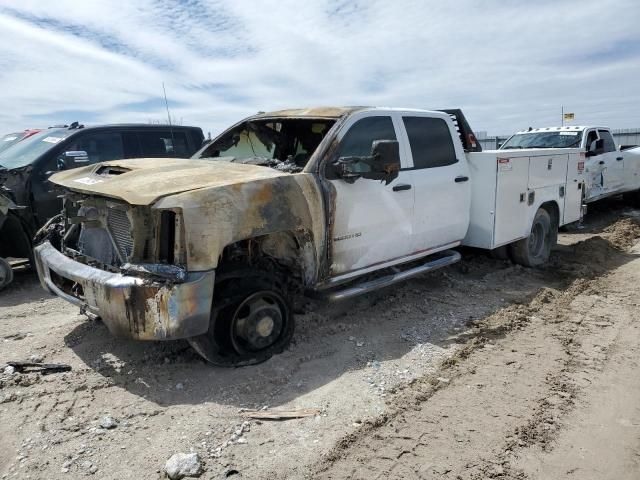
[0,123,204,286]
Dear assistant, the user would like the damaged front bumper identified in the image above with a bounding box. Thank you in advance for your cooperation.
[34,241,214,340]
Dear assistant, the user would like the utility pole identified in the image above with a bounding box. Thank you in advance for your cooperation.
[561,105,564,126]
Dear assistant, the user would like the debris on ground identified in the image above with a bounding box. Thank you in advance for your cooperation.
[5,361,71,375]
[164,452,203,479]
[99,415,118,429]
[240,408,321,420]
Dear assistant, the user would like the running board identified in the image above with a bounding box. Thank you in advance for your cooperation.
[325,250,461,302]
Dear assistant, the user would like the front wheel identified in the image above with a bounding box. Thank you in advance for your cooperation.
[188,273,295,367]
[509,208,555,267]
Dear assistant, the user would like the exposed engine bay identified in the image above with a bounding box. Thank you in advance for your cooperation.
[195,118,336,172]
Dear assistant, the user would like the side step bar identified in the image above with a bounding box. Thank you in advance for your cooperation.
[325,250,461,302]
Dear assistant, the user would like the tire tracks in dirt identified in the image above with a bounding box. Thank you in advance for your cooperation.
[312,218,640,479]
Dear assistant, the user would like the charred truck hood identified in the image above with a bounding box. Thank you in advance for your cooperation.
[49,158,292,205]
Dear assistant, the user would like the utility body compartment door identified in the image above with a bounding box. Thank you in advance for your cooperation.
[493,156,530,247]
[563,152,584,224]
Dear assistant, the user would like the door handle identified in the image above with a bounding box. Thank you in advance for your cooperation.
[454,176,469,183]
[392,183,412,192]
[616,156,623,161]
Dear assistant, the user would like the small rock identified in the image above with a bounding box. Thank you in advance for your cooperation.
[29,354,44,363]
[89,465,98,474]
[164,452,202,479]
[99,415,118,429]
[3,366,15,375]
[490,465,505,476]
[356,341,364,347]
[437,377,450,384]
[176,382,184,391]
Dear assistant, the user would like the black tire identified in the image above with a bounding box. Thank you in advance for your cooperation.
[509,208,555,267]
[0,257,13,290]
[188,272,295,367]
[622,190,640,207]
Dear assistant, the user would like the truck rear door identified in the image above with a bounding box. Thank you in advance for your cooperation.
[398,113,471,252]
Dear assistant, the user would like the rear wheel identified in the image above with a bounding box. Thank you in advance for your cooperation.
[509,208,555,267]
[188,273,295,367]
[0,257,13,290]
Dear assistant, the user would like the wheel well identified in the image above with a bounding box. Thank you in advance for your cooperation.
[539,201,559,229]
[217,231,315,290]
[0,214,32,259]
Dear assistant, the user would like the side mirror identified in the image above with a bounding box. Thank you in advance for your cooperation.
[57,150,89,170]
[586,139,604,157]
[333,140,401,185]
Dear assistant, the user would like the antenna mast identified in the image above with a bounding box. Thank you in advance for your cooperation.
[162,82,176,150]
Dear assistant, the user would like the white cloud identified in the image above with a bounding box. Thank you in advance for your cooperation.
[0,0,639,136]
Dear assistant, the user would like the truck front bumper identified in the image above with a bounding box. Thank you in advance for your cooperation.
[34,241,214,340]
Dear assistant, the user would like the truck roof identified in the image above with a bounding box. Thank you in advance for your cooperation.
[252,106,454,119]
[514,126,609,134]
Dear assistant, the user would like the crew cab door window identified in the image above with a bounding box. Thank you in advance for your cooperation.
[327,116,397,177]
[338,116,397,157]
[598,130,616,153]
[138,131,189,157]
[401,115,470,252]
[66,132,124,164]
[585,130,598,151]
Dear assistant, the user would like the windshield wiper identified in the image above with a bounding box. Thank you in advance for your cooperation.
[502,146,523,150]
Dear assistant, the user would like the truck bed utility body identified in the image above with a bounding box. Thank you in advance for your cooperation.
[34,107,585,366]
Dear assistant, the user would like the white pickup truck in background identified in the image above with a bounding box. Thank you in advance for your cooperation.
[500,126,640,203]
[34,107,585,366]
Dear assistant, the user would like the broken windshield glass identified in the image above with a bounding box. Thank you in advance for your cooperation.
[195,119,335,172]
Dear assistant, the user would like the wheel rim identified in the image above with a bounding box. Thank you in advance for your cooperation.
[528,221,546,258]
[229,291,287,354]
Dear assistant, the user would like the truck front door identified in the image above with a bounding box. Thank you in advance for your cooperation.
[399,114,471,252]
[326,113,415,277]
[597,129,624,192]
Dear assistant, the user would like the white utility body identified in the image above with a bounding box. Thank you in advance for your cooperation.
[500,126,640,203]
[464,148,584,249]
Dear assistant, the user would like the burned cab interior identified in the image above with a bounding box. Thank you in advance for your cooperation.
[196,118,336,172]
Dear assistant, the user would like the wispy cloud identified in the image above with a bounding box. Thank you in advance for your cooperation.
[0,0,639,135]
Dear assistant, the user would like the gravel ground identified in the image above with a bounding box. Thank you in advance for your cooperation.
[1,199,639,480]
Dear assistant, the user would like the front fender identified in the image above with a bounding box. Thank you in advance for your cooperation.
[154,173,326,278]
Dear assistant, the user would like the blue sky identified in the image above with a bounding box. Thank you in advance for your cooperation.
[0,0,639,136]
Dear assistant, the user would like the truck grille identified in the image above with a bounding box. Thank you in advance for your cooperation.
[107,208,134,261]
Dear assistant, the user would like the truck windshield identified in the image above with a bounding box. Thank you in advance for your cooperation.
[0,132,29,154]
[0,129,71,169]
[501,131,583,149]
[195,118,335,172]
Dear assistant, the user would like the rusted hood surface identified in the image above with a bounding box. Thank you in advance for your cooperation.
[49,158,290,205]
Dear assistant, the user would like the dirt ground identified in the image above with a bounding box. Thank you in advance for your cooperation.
[1,199,639,480]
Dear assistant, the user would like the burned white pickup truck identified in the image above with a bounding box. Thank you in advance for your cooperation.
[34,107,584,366]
